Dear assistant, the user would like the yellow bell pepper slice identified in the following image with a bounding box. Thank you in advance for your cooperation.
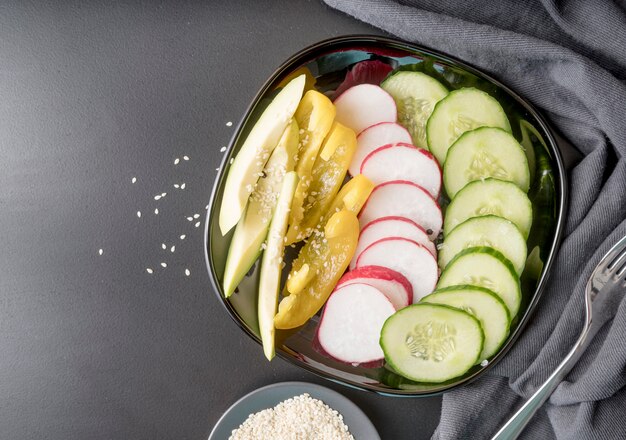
[286,263,315,295]
[274,210,359,329]
[285,122,357,244]
[277,66,317,93]
[282,174,374,299]
[324,174,375,220]
[288,90,336,236]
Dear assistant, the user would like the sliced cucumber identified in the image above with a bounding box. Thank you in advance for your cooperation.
[381,71,448,149]
[219,74,305,235]
[422,286,510,360]
[380,303,484,383]
[518,120,539,183]
[443,178,533,239]
[443,127,530,198]
[258,171,298,361]
[222,120,300,297]
[438,247,521,317]
[426,88,511,165]
[439,215,527,276]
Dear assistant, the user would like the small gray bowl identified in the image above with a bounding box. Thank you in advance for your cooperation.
[209,381,379,440]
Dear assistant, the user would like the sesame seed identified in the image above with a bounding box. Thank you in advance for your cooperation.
[161,262,167,268]
[183,156,189,161]
[187,216,193,221]
[220,146,226,152]
[181,183,186,189]
[185,269,190,276]
[154,208,159,215]
[180,235,186,240]
[131,177,137,184]
[174,158,180,165]
[98,249,103,255]
[193,213,200,219]
[230,158,234,164]
[161,192,166,197]
[174,184,180,189]
[161,243,166,250]
[170,245,175,253]
[195,221,201,228]
[205,205,209,210]
[146,268,153,274]
[226,121,232,127]
[137,211,141,218]
[154,195,161,200]
[216,167,220,171]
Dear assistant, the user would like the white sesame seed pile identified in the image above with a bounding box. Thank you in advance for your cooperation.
[229,393,354,440]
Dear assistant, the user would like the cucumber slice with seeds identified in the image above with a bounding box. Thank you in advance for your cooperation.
[438,247,521,317]
[439,216,527,276]
[380,303,484,383]
[426,88,511,165]
[422,286,510,360]
[381,71,448,149]
[443,178,533,239]
[443,127,530,198]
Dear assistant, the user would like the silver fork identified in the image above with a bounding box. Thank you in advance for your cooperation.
[492,234,626,440]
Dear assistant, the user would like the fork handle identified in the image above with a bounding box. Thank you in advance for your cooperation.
[490,324,591,440]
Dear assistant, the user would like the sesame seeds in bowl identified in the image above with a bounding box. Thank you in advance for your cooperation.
[209,382,379,440]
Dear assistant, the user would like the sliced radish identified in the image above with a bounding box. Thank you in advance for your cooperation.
[317,283,395,364]
[337,265,412,309]
[356,237,438,302]
[334,84,397,135]
[350,216,436,269]
[358,181,443,240]
[360,143,441,198]
[349,122,412,176]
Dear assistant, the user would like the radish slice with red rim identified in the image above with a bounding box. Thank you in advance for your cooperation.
[360,143,441,198]
[349,122,412,176]
[350,216,436,269]
[355,237,438,302]
[317,283,395,364]
[358,180,443,240]
[338,265,412,309]
[334,84,397,135]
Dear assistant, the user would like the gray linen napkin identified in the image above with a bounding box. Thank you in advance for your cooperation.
[322,1,626,438]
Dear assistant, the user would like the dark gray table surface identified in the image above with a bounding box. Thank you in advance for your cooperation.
[0,1,443,439]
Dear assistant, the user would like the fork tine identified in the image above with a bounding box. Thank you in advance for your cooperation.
[605,235,626,272]
[615,253,626,278]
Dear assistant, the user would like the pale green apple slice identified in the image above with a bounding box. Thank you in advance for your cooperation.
[222,120,299,297]
[258,171,298,360]
[219,74,305,235]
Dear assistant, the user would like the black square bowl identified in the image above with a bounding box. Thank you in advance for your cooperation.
[204,35,567,396]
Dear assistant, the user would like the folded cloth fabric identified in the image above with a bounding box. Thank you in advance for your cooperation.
[322,1,626,438]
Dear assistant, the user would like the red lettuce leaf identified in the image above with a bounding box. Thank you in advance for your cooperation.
[333,60,393,100]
